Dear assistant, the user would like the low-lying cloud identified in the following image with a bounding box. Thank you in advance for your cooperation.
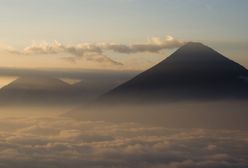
[0,116,247,168]
[0,35,186,65]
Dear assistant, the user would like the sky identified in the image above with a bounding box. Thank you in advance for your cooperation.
[0,0,248,70]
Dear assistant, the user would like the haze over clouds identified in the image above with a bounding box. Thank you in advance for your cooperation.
[0,36,186,66]
[0,116,247,168]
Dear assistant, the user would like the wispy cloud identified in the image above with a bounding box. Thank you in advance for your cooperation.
[23,41,102,56]
[0,35,186,66]
[19,35,185,55]
[103,35,186,54]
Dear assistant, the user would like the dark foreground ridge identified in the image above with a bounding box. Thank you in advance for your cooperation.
[99,42,248,103]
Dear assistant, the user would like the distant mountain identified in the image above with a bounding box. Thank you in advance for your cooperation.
[99,42,248,103]
[0,75,130,106]
[0,76,76,105]
[2,76,70,91]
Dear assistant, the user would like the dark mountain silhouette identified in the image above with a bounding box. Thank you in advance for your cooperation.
[100,42,248,103]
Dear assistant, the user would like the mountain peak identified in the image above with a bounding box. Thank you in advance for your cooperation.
[166,42,222,61]
[182,42,206,47]
[156,42,248,78]
[178,42,213,53]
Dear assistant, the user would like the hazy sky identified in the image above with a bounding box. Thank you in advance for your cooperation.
[0,0,247,70]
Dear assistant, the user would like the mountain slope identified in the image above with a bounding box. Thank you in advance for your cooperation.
[101,42,248,102]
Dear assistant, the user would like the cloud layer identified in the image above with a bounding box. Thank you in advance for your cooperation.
[0,116,247,168]
[0,36,186,66]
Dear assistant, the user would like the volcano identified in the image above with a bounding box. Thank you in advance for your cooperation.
[101,42,248,103]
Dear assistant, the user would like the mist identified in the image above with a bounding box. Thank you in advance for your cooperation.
[67,100,248,130]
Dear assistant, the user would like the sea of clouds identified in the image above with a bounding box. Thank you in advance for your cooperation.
[0,116,247,168]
